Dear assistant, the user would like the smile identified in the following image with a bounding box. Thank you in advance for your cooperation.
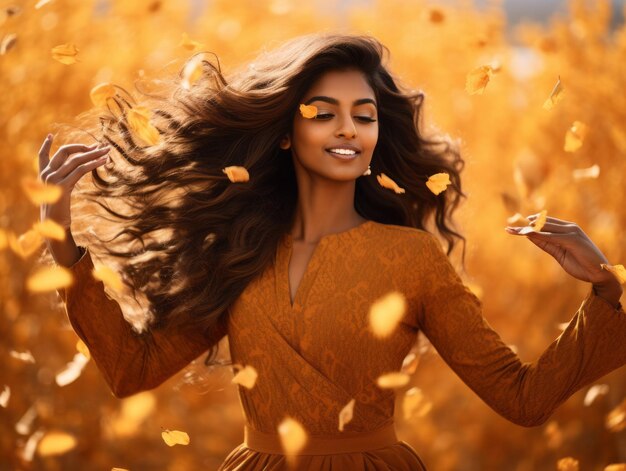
[326,147,360,160]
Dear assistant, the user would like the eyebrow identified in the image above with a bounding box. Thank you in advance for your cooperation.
[304,95,377,108]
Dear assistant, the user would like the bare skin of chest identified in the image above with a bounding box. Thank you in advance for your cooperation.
[288,241,320,305]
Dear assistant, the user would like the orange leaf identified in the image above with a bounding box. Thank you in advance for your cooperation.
[161,429,190,446]
[299,104,317,119]
[543,76,564,110]
[37,431,77,457]
[32,219,66,241]
[376,173,405,194]
[564,121,589,152]
[9,229,44,259]
[277,417,307,455]
[466,65,493,95]
[222,166,249,183]
[426,172,451,195]
[127,107,161,146]
[179,32,204,51]
[26,266,74,292]
[231,364,258,389]
[368,291,406,338]
[51,43,79,65]
[92,265,125,292]
[21,177,63,205]
[376,371,410,389]
[90,83,117,108]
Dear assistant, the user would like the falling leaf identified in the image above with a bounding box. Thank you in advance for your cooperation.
[21,177,63,205]
[572,164,599,181]
[518,209,547,234]
[111,468,130,471]
[37,431,77,456]
[51,43,79,65]
[466,65,493,95]
[338,399,355,432]
[231,364,258,389]
[426,172,451,195]
[35,0,54,8]
[111,392,156,438]
[600,264,626,284]
[55,352,90,387]
[76,339,91,360]
[161,429,190,446]
[0,33,16,55]
[26,266,74,292]
[584,384,609,406]
[564,121,589,152]
[401,351,419,375]
[179,32,203,50]
[92,265,124,292]
[544,420,563,449]
[222,166,249,183]
[32,218,66,241]
[0,385,10,407]
[376,173,405,194]
[90,83,117,108]
[402,386,432,420]
[427,8,445,23]
[543,76,564,110]
[277,416,307,455]
[8,229,44,258]
[126,106,161,146]
[369,291,406,338]
[299,104,317,119]
[10,350,35,363]
[605,465,626,471]
[22,429,44,462]
[376,371,410,389]
[181,55,203,90]
[606,398,626,432]
[557,457,579,471]
[15,404,38,435]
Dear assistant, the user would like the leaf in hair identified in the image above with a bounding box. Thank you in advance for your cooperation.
[90,83,117,108]
[564,120,588,152]
[127,106,161,146]
[222,165,249,183]
[425,172,451,195]
[376,173,405,194]
[600,264,626,284]
[465,65,494,95]
[299,104,317,119]
[543,76,564,110]
[51,43,79,65]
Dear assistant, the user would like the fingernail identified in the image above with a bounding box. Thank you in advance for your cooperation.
[47,133,53,140]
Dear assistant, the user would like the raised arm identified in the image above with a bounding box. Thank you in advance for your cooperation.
[56,245,227,398]
[414,228,625,427]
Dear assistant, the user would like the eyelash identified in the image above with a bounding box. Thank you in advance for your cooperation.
[314,113,377,123]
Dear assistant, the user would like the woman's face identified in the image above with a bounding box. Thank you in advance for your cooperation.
[282,69,379,182]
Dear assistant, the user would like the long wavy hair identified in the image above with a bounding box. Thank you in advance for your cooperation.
[72,33,466,367]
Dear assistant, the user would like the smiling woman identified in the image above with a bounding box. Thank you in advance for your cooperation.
[44,32,625,471]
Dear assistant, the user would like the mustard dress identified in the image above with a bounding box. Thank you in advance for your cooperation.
[57,220,626,470]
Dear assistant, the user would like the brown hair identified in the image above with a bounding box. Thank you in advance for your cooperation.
[73,33,466,367]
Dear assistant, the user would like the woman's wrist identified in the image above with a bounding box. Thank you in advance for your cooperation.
[592,278,624,309]
[46,229,82,268]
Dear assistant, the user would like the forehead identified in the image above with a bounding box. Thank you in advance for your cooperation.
[304,69,375,101]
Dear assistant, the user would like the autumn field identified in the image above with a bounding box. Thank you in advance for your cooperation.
[1,0,626,470]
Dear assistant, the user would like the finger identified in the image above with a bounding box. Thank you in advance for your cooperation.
[38,134,53,175]
[60,155,109,188]
[529,221,577,233]
[55,146,110,180]
[527,214,575,226]
[49,143,99,171]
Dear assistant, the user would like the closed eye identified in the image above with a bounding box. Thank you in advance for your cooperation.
[313,114,377,123]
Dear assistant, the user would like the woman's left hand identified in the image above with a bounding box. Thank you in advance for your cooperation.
[505,214,620,287]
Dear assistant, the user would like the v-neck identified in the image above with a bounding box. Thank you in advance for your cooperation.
[278,220,375,311]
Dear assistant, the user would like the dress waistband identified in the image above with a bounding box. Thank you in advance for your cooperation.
[243,422,399,455]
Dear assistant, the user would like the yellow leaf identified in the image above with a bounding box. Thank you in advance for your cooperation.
[222,166,250,183]
[600,264,626,284]
[55,352,89,387]
[179,32,204,51]
[90,83,117,108]
[231,364,258,389]
[32,219,66,241]
[0,385,10,408]
[564,121,589,152]
[277,417,307,455]
[465,65,493,95]
[583,384,609,406]
[368,291,406,338]
[9,229,44,259]
[426,172,451,195]
[37,431,77,456]
[376,173,405,194]
[338,398,355,432]
[10,350,35,363]
[606,398,626,432]
[92,265,124,292]
[543,76,564,110]
[51,43,79,65]
[26,266,74,292]
[181,55,203,90]
[572,164,599,181]
[0,33,17,55]
[557,457,579,471]
[376,371,410,389]
[518,209,547,235]
[605,465,626,471]
[127,107,161,146]
[161,429,190,447]
[21,177,63,205]
[299,104,317,119]
[402,386,432,420]
[76,339,91,360]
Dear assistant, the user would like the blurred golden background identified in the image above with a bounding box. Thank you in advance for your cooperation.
[1,0,626,469]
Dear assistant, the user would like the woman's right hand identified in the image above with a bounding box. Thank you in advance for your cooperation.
[38,134,110,265]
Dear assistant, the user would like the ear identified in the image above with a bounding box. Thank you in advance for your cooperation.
[279,134,291,150]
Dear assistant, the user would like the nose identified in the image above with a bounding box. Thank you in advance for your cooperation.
[335,114,357,139]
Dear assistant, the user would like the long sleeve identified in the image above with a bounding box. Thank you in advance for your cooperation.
[414,232,626,427]
[56,246,228,398]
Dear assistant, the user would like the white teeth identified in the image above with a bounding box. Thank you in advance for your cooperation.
[328,148,357,155]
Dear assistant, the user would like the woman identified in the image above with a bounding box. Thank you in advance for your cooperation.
[39,34,624,470]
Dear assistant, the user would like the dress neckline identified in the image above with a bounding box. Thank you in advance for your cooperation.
[284,219,375,247]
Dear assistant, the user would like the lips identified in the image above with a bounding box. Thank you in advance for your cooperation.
[325,145,361,160]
